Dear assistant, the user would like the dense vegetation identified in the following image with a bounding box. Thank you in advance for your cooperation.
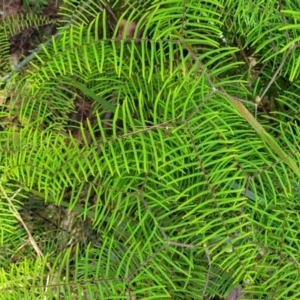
[0,0,300,299]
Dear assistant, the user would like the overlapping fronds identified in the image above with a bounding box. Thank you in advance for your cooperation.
[0,0,300,299]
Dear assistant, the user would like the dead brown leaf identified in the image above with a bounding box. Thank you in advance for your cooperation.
[2,0,21,16]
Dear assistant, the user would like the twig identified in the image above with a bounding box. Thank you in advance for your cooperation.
[0,184,44,260]
[259,45,294,101]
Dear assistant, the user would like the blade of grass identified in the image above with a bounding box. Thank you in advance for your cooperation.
[228,95,300,177]
[71,79,117,112]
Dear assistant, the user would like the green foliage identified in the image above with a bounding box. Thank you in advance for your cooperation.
[22,0,49,13]
[0,13,54,77]
[0,0,300,299]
